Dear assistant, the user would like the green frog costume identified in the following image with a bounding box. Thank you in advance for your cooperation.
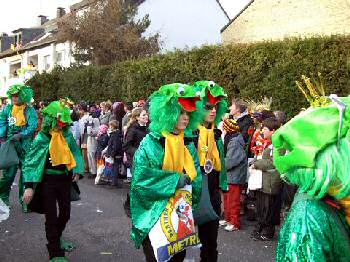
[130,83,205,254]
[23,100,84,262]
[0,84,38,208]
[273,75,350,261]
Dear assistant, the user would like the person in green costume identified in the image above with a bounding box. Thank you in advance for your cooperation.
[0,84,38,210]
[130,83,204,261]
[22,99,84,262]
[273,75,350,261]
[192,80,228,262]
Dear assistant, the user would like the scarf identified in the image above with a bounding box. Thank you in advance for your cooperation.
[12,105,27,126]
[162,131,197,181]
[198,125,221,172]
[49,129,76,170]
[328,185,350,226]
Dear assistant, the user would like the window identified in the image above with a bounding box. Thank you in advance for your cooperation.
[43,55,50,70]
[56,51,65,65]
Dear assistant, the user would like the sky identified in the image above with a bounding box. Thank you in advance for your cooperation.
[0,0,250,50]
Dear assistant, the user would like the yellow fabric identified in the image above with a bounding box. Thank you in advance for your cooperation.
[328,185,350,226]
[49,129,76,170]
[198,125,221,172]
[12,105,27,126]
[162,131,197,181]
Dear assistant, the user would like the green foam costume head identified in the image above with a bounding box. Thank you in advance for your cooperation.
[272,76,350,199]
[149,83,205,134]
[41,99,73,133]
[7,84,33,104]
[193,80,228,126]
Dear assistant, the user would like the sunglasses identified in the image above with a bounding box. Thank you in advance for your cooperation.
[205,103,218,111]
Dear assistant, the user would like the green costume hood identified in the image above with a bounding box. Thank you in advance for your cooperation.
[273,75,350,199]
[149,83,205,134]
[7,84,33,104]
[193,80,228,126]
[41,100,73,132]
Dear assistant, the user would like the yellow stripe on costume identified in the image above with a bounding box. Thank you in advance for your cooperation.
[49,129,76,170]
[198,125,221,172]
[162,131,197,181]
[12,105,27,126]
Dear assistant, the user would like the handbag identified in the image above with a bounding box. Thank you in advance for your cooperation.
[0,141,19,170]
[193,174,219,225]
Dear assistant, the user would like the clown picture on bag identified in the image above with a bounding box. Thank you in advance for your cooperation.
[148,185,200,262]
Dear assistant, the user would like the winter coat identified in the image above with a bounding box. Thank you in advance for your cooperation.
[99,111,115,126]
[254,145,281,195]
[79,114,100,152]
[224,133,248,185]
[106,130,123,159]
[122,122,148,166]
[96,133,109,159]
[236,114,254,143]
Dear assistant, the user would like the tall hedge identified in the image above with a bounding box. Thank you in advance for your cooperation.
[27,35,350,116]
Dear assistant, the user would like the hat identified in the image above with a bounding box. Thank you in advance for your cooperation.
[223,118,240,134]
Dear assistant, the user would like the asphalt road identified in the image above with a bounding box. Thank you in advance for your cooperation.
[0,175,276,262]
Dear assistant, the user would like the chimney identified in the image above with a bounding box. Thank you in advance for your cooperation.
[37,15,48,26]
[56,7,66,18]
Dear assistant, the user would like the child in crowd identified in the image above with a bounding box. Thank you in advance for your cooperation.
[95,124,109,185]
[251,117,282,241]
[104,120,122,186]
[220,118,248,232]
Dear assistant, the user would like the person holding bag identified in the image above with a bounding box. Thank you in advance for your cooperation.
[130,83,204,262]
[192,80,228,262]
[0,84,38,211]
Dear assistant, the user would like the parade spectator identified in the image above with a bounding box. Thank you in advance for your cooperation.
[221,118,248,232]
[121,102,133,132]
[105,120,123,186]
[251,117,282,241]
[99,102,115,125]
[229,99,253,143]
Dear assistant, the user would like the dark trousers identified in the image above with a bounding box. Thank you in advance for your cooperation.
[42,174,71,259]
[198,219,219,262]
[142,236,186,262]
[255,191,281,238]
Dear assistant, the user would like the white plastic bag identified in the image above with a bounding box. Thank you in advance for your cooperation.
[248,167,263,191]
[0,199,10,223]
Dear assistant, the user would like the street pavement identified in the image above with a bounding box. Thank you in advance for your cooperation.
[0,176,276,262]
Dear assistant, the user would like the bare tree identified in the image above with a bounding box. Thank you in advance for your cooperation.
[58,0,160,65]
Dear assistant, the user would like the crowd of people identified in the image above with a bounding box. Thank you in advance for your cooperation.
[1,77,350,262]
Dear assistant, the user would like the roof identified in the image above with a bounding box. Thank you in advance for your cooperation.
[220,0,255,33]
[215,0,230,20]
[70,0,98,12]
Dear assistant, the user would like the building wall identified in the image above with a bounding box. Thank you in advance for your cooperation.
[221,0,350,44]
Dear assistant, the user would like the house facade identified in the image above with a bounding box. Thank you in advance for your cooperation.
[0,7,75,97]
[220,0,350,44]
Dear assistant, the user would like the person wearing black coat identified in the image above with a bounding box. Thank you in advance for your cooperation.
[122,122,148,167]
[105,120,123,186]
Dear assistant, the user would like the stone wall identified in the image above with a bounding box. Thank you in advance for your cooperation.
[221,0,350,44]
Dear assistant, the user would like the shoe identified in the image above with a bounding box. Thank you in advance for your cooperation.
[219,220,228,227]
[224,224,239,232]
[60,238,76,252]
[123,178,132,184]
[50,257,69,262]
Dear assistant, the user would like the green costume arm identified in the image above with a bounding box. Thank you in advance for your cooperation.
[253,148,275,171]
[0,105,10,138]
[277,193,350,262]
[217,139,228,191]
[65,131,85,175]
[21,106,38,138]
[22,132,50,183]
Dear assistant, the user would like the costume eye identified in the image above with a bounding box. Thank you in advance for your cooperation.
[208,81,215,88]
[177,86,185,96]
[196,91,201,97]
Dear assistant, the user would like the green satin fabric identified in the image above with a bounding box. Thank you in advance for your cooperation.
[277,193,350,262]
[22,130,85,183]
[130,132,202,248]
[273,97,350,174]
[216,138,228,192]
